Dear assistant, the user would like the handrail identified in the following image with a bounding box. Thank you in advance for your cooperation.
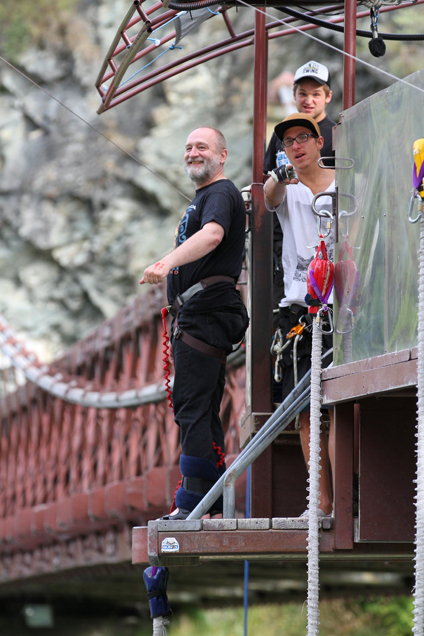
[187,348,333,519]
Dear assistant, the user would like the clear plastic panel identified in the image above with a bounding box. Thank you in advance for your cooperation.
[333,69,424,365]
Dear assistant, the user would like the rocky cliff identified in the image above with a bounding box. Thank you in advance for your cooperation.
[0,0,420,358]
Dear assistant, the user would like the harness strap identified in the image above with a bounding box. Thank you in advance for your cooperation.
[182,476,216,494]
[170,275,235,316]
[175,326,227,361]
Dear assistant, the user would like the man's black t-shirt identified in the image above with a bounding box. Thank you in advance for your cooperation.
[167,179,246,314]
[263,114,336,173]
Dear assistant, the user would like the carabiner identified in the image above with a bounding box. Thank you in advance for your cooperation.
[335,307,354,334]
[270,328,282,356]
[316,208,333,239]
[409,190,423,224]
[316,307,334,334]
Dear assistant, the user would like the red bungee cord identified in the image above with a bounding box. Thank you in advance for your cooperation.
[213,442,226,469]
[161,306,174,412]
[161,310,226,515]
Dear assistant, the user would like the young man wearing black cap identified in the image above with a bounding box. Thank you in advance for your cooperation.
[264,113,335,518]
[265,61,335,347]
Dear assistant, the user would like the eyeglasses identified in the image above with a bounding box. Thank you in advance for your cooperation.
[281,133,318,148]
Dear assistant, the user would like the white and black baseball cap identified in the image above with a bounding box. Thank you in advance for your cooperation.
[294,60,331,88]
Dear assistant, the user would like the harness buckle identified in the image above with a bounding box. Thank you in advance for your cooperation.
[173,324,182,339]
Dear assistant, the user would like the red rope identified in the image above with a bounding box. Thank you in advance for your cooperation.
[213,442,226,469]
[161,306,173,412]
[169,477,182,514]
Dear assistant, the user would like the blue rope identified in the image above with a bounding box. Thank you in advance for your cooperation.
[243,464,251,636]
[207,7,220,15]
[116,11,186,88]
[118,42,183,88]
[126,11,184,47]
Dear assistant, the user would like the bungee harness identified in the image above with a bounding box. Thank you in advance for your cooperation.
[160,276,235,517]
[160,275,236,411]
[270,317,309,428]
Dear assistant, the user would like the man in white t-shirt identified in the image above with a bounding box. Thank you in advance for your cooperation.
[264,112,335,517]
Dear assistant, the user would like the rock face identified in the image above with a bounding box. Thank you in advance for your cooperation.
[0,0,418,358]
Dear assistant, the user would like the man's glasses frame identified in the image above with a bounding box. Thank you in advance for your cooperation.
[281,133,318,149]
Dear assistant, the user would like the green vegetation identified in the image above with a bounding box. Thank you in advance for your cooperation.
[0,0,79,60]
[135,596,414,636]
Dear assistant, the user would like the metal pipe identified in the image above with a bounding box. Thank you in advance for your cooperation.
[187,383,312,519]
[250,7,274,518]
[343,0,357,109]
[223,472,236,518]
[100,0,424,114]
[186,349,332,519]
[252,8,267,182]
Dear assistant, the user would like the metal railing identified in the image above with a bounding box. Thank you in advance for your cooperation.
[187,348,333,519]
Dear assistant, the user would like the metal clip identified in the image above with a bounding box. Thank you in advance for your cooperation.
[312,190,338,239]
[336,308,354,335]
[409,190,423,224]
[315,208,333,239]
[316,307,334,334]
[270,328,282,356]
[274,356,282,383]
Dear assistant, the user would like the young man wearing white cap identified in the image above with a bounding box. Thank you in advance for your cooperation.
[264,113,335,518]
[263,60,335,174]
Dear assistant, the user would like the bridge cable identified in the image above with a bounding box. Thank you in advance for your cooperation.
[0,55,191,203]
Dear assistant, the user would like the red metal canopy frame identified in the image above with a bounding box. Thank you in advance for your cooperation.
[95,0,421,113]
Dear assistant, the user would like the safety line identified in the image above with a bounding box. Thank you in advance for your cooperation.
[0,55,192,202]
[236,0,424,96]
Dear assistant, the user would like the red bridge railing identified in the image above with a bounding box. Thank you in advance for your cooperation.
[0,286,246,583]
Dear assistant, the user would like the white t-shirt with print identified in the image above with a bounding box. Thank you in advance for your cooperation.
[268,180,335,308]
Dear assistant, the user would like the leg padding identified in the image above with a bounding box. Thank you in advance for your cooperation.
[175,455,222,513]
[179,454,220,480]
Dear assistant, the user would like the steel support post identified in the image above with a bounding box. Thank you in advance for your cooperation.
[249,8,273,518]
[343,0,357,109]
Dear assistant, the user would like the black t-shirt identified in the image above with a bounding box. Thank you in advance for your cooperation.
[167,179,246,313]
[263,114,336,173]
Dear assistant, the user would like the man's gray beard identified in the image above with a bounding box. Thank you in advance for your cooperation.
[184,156,221,185]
